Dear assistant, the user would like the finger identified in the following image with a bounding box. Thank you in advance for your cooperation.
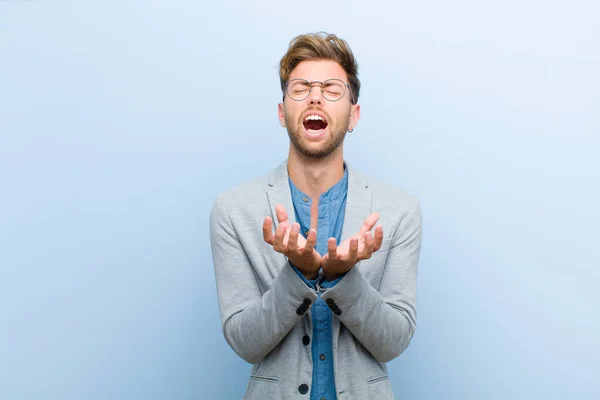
[305,229,317,254]
[263,217,274,245]
[373,225,384,252]
[328,238,338,260]
[359,231,374,260]
[273,221,288,252]
[321,253,329,269]
[309,201,318,231]
[283,223,292,244]
[275,204,289,224]
[349,236,359,262]
[288,223,300,252]
[359,212,380,238]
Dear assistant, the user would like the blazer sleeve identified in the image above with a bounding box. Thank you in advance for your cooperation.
[320,199,422,363]
[209,194,318,364]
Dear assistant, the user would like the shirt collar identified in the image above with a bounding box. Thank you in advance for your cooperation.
[288,163,348,205]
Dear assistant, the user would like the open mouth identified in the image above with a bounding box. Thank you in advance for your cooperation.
[302,114,328,135]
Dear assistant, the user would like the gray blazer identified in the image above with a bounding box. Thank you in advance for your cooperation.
[209,160,422,399]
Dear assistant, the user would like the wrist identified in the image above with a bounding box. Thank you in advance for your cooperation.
[303,271,319,280]
[324,271,344,281]
[289,260,319,280]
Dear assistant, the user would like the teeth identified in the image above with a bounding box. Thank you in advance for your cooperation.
[304,114,324,121]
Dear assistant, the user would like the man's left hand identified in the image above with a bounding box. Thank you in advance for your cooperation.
[322,212,384,281]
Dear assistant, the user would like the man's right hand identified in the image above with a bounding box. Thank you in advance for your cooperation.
[263,204,321,280]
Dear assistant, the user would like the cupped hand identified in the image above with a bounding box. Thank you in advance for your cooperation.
[263,204,321,279]
[321,212,384,281]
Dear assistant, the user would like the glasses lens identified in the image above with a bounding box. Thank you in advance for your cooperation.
[287,79,311,100]
[321,80,346,101]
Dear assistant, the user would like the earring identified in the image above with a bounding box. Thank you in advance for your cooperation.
[348,127,354,133]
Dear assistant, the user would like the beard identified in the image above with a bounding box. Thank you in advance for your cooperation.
[285,109,351,160]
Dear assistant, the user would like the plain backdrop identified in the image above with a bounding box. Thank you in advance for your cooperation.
[1,1,599,399]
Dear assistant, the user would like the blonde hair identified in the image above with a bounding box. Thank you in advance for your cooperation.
[279,32,360,104]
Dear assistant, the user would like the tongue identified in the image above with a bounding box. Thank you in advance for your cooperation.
[305,120,327,131]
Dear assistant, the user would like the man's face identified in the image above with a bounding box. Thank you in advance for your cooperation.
[278,60,360,160]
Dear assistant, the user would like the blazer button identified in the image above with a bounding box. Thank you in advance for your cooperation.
[302,335,310,346]
[326,298,334,305]
[296,305,308,315]
[333,308,342,316]
[303,298,312,305]
[298,383,309,394]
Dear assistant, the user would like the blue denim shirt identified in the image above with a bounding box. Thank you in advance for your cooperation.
[288,166,348,400]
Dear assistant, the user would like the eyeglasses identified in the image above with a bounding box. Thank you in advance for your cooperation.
[285,78,352,102]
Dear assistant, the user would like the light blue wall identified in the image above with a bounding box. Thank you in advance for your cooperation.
[1,1,598,399]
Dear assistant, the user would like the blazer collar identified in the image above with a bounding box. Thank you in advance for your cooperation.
[266,159,372,242]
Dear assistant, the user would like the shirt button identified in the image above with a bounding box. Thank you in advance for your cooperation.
[319,353,326,361]
[298,383,309,394]
[304,230,309,236]
[302,197,309,203]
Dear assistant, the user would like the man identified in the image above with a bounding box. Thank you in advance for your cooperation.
[210,32,422,400]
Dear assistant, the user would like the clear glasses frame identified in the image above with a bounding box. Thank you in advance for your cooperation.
[285,78,353,103]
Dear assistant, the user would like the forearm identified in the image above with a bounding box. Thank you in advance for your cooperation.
[321,266,415,362]
[221,262,318,364]
[210,196,318,364]
[321,199,422,362]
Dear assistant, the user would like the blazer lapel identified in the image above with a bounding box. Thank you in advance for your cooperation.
[266,159,297,228]
[340,162,372,243]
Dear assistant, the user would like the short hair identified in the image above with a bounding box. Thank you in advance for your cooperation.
[279,32,360,105]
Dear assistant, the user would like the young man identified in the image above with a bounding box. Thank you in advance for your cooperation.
[210,32,422,400]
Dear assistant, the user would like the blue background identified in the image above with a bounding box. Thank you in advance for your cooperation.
[1,1,598,399]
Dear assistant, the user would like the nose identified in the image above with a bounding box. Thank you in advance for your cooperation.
[308,84,324,105]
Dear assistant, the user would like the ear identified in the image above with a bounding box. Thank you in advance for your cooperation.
[278,103,286,127]
[349,103,361,131]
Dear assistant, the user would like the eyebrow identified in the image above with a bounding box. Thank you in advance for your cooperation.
[289,79,342,85]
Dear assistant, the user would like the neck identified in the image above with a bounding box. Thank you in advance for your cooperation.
[287,146,345,199]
